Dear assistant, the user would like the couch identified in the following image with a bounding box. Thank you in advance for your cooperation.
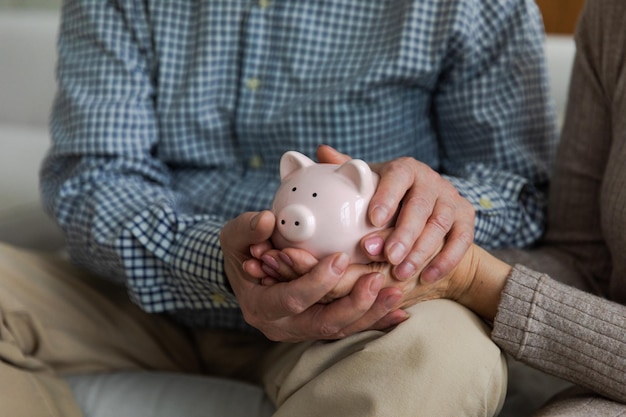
[0,9,576,417]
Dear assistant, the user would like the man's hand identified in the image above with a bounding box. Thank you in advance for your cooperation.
[220,210,407,342]
[316,145,475,283]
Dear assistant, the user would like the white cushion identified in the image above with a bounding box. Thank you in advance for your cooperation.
[0,11,60,127]
[0,125,64,250]
[0,125,50,212]
[544,35,576,128]
[65,371,275,417]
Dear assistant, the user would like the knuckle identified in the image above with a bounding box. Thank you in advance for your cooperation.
[318,323,341,339]
[431,257,456,277]
[456,229,475,247]
[424,165,440,181]
[386,157,416,175]
[404,195,432,217]
[428,211,454,234]
[464,200,476,218]
[406,247,431,264]
[263,330,283,342]
[242,309,264,331]
[281,294,307,315]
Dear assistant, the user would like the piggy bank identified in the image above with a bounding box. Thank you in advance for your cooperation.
[271,151,391,264]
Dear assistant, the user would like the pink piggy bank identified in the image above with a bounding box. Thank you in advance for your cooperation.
[271,151,391,264]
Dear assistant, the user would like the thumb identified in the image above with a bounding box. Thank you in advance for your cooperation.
[220,210,276,253]
[317,144,351,164]
[247,210,276,243]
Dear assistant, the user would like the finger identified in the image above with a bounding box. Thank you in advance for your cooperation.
[369,158,425,228]
[250,241,273,259]
[262,263,283,280]
[221,211,277,300]
[391,196,455,279]
[360,229,394,262]
[260,252,349,321]
[420,223,474,283]
[280,247,319,275]
[369,309,410,331]
[321,262,385,302]
[316,144,351,164]
[242,258,267,279]
[308,272,383,339]
[337,287,405,335]
[383,190,436,266]
[260,249,298,281]
[221,210,276,253]
[258,247,319,282]
[242,259,280,285]
[261,277,279,286]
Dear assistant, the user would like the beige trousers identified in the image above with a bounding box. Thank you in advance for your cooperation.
[0,242,506,417]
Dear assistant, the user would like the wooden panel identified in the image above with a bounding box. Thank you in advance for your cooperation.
[536,0,586,34]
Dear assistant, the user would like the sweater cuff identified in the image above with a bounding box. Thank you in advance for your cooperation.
[491,264,544,359]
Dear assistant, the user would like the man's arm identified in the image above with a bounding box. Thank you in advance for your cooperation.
[42,1,246,329]
[314,1,557,284]
[434,0,558,249]
[43,0,407,337]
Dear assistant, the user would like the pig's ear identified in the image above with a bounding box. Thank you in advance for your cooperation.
[280,151,315,180]
[335,159,375,195]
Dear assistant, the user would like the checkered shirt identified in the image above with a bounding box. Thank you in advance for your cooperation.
[42,0,557,330]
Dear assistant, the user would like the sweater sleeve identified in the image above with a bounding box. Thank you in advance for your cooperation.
[492,264,626,403]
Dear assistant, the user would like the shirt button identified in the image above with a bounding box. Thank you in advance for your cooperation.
[210,293,226,304]
[479,197,493,209]
[259,0,270,8]
[246,78,260,91]
[249,155,264,169]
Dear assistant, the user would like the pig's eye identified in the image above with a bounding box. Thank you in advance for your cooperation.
[292,187,297,192]
[312,193,317,197]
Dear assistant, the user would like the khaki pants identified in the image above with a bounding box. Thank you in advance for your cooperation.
[0,243,506,417]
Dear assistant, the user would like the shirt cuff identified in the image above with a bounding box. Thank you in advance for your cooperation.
[171,218,239,309]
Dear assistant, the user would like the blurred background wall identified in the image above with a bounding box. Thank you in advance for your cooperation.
[536,0,586,34]
[0,0,60,8]
[0,0,585,33]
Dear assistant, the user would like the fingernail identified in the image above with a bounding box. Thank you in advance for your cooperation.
[262,255,280,271]
[371,205,389,227]
[261,277,277,286]
[331,253,349,274]
[262,264,281,279]
[250,213,261,230]
[388,242,406,265]
[393,310,410,324]
[369,273,383,295]
[396,261,416,280]
[421,266,441,283]
[384,293,402,310]
[364,236,384,256]
[278,252,294,267]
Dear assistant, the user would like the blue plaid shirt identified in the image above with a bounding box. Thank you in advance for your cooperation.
[42,0,557,330]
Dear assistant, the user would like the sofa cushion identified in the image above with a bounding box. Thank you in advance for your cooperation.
[0,11,59,128]
[0,125,64,250]
[65,371,275,417]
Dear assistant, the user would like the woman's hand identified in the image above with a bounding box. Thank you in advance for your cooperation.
[250,242,511,321]
[221,210,407,342]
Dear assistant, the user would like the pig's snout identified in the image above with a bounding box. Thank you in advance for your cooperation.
[275,204,316,243]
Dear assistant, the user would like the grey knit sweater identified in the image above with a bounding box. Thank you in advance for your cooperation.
[491,0,626,408]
